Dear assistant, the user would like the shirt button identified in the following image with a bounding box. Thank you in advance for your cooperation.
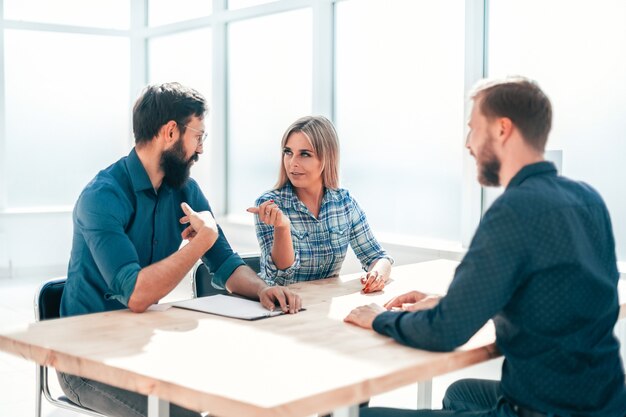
[153,240,158,245]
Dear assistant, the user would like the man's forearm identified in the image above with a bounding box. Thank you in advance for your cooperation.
[225,265,267,299]
[128,236,213,312]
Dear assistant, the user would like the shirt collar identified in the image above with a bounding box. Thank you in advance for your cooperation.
[125,148,155,193]
[278,182,299,209]
[507,161,557,189]
[322,187,342,203]
[279,182,341,211]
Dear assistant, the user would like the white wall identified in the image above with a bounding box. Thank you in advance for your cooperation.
[0,212,72,279]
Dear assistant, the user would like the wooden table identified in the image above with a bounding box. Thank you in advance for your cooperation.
[0,259,622,417]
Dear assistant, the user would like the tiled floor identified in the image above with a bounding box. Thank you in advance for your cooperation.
[0,272,503,417]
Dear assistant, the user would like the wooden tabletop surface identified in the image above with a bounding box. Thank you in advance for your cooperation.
[0,259,623,417]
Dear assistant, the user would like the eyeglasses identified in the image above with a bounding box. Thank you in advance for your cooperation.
[184,124,208,146]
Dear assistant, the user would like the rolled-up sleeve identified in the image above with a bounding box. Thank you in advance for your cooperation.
[207,251,246,290]
[105,263,141,305]
[201,225,246,290]
[77,185,141,306]
[264,248,301,285]
[254,211,301,285]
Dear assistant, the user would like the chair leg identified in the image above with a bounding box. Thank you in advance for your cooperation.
[35,365,43,417]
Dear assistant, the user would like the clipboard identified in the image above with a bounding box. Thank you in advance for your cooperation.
[172,295,289,320]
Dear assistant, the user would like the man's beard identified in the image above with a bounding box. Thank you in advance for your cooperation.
[160,139,199,189]
[477,136,501,187]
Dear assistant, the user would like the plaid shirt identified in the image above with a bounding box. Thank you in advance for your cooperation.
[253,183,393,285]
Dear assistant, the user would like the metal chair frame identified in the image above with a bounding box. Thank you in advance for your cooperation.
[34,277,106,417]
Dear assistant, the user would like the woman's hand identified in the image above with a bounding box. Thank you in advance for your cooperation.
[247,199,290,230]
[360,259,392,293]
[360,270,386,293]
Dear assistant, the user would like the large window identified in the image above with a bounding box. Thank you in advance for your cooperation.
[148,0,212,27]
[489,0,626,259]
[4,0,129,29]
[148,28,213,191]
[335,0,466,243]
[4,30,130,208]
[148,29,212,101]
[228,0,274,10]
[227,9,312,217]
[2,0,625,276]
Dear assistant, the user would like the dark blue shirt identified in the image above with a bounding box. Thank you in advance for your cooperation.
[373,162,626,416]
[61,149,245,317]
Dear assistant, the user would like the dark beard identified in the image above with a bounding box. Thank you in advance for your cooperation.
[478,138,501,187]
[160,139,198,189]
[480,158,501,187]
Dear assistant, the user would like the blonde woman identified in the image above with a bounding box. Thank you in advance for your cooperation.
[247,116,393,293]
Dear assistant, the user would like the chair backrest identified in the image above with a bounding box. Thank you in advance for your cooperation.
[242,254,261,275]
[35,277,66,322]
[34,277,108,417]
[193,253,261,297]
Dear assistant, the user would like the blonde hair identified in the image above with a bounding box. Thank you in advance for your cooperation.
[274,115,340,190]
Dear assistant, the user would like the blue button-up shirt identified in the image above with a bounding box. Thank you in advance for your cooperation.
[373,162,626,416]
[61,149,245,317]
[254,183,393,285]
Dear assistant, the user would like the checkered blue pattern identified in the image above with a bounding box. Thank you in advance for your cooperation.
[253,183,392,285]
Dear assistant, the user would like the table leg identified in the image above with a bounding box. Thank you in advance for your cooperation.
[417,380,432,409]
[148,394,170,417]
[331,404,359,417]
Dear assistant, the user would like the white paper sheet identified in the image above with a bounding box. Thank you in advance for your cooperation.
[171,295,284,320]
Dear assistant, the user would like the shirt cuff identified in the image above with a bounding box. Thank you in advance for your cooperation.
[210,252,246,290]
[264,251,301,286]
[372,310,403,336]
[105,263,141,306]
[365,255,395,271]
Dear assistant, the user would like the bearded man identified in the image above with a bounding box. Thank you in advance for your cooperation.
[59,82,301,417]
[346,77,626,417]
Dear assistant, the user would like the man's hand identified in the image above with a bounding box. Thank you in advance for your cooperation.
[179,202,218,248]
[258,286,302,314]
[344,303,386,329]
[384,290,441,312]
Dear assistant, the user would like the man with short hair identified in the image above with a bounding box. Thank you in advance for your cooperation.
[59,82,302,417]
[345,77,626,416]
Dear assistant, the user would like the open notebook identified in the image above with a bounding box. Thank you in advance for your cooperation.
[172,295,285,320]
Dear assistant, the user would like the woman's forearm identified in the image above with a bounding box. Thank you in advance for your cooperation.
[271,225,296,270]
